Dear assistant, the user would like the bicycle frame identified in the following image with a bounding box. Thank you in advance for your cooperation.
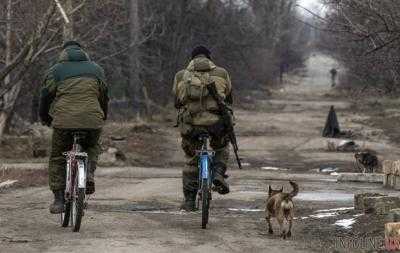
[198,135,214,189]
[64,135,88,200]
[62,132,89,232]
[196,134,215,229]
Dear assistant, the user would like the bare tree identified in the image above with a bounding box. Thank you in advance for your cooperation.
[321,0,400,93]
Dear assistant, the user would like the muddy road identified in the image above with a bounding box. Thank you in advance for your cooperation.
[1,53,399,253]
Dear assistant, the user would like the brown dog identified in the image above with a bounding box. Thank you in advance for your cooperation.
[265,181,299,239]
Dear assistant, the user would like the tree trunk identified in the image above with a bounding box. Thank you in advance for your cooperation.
[129,0,142,118]
[0,0,14,139]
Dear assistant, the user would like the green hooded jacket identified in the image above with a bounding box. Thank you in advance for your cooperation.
[39,45,109,129]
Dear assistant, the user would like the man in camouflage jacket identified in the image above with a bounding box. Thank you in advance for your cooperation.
[39,41,109,214]
[173,46,233,211]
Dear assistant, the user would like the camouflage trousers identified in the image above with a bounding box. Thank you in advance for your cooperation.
[181,126,230,195]
[48,128,101,191]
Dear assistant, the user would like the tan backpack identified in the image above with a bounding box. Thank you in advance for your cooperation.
[176,69,227,129]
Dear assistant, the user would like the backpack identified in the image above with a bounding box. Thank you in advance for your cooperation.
[176,69,227,129]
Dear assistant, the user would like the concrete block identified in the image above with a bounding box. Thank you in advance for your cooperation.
[385,222,400,238]
[337,173,384,183]
[387,209,400,223]
[364,196,400,215]
[383,160,395,175]
[394,176,400,191]
[354,193,387,211]
[387,174,396,188]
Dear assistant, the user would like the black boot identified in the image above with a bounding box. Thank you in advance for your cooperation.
[86,161,96,195]
[49,190,65,214]
[180,189,198,212]
[213,163,230,195]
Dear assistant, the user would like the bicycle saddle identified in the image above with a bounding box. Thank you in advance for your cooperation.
[72,131,88,137]
[196,131,210,140]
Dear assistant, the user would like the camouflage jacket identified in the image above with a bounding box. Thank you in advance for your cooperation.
[39,45,109,129]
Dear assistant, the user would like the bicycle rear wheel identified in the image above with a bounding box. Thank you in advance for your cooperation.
[201,178,210,229]
[71,171,85,232]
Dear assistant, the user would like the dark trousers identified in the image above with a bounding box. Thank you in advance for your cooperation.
[48,128,101,191]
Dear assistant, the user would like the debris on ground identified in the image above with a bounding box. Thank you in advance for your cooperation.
[0,180,18,192]
[327,139,360,152]
[323,106,340,137]
[98,147,126,166]
[0,168,47,188]
[0,123,51,160]
[354,193,387,211]
[322,105,354,138]
[319,165,338,173]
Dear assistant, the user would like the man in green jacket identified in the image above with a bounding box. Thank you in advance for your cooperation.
[39,41,109,214]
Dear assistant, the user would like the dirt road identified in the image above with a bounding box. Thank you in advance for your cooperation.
[1,53,399,253]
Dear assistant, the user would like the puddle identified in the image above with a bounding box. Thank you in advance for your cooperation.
[296,191,353,202]
[316,207,354,213]
[310,212,338,218]
[129,204,170,212]
[140,210,188,215]
[228,208,263,212]
[90,202,174,213]
[237,191,265,195]
[261,167,288,171]
[334,218,356,229]
[308,207,354,219]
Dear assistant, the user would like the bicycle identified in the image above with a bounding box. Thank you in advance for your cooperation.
[196,133,215,229]
[60,131,88,232]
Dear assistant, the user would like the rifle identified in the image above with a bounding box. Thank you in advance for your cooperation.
[207,82,243,170]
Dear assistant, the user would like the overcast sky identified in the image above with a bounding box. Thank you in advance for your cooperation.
[298,0,326,15]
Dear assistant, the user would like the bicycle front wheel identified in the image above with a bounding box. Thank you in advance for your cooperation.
[60,201,71,227]
[201,178,210,229]
[71,187,85,232]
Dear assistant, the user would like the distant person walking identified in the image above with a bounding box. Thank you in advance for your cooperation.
[330,68,338,87]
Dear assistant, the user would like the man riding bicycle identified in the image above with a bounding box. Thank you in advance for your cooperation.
[173,45,233,211]
[39,41,109,214]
